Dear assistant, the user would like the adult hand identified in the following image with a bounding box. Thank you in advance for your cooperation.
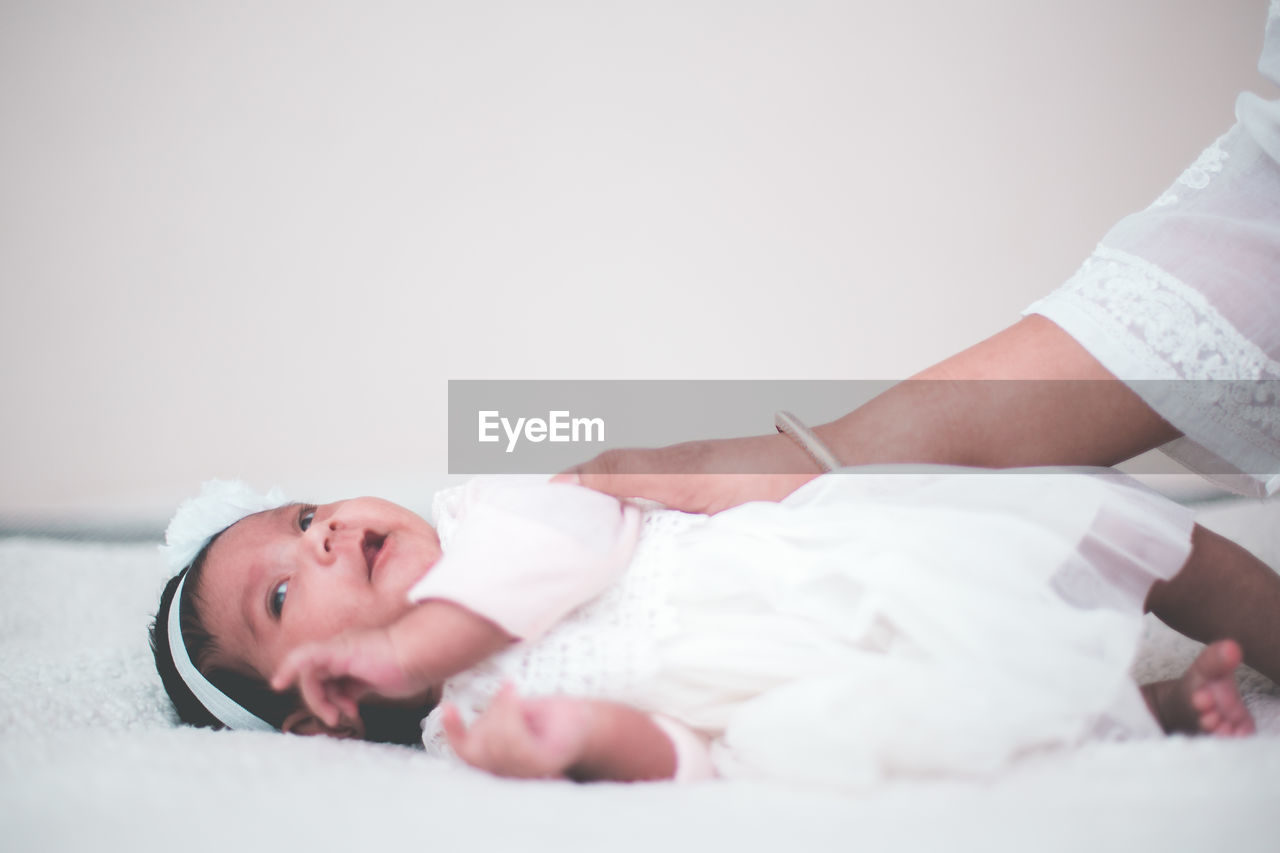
[556,432,823,515]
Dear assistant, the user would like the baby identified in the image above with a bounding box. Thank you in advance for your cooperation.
[151,470,1257,785]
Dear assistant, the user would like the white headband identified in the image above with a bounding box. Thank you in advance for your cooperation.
[167,572,275,731]
[162,480,288,732]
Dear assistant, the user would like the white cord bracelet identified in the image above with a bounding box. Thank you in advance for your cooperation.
[774,410,841,473]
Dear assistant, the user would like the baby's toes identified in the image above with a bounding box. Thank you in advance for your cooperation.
[1225,701,1256,736]
[1207,680,1243,716]
[1199,708,1223,733]
[1190,688,1215,713]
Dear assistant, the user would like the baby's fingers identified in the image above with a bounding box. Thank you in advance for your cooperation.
[272,646,344,728]
[440,704,471,756]
[441,688,521,764]
[270,644,317,693]
[296,662,345,729]
[333,683,364,723]
[317,675,365,726]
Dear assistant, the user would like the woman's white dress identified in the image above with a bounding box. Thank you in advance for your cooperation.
[1024,7,1280,497]
[415,471,1193,787]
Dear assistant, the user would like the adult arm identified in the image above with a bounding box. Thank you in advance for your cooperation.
[565,319,1280,690]
[565,316,1180,513]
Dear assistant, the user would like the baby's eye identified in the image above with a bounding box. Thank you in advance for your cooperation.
[298,505,316,532]
[270,580,289,618]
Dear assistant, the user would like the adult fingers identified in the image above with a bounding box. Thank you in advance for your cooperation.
[557,447,694,502]
[562,436,817,514]
[559,443,734,513]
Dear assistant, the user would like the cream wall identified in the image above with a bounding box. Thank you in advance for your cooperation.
[0,1,1274,521]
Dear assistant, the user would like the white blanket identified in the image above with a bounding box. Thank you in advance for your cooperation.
[1,499,1278,853]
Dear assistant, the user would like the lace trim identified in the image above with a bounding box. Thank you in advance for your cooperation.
[1150,134,1230,208]
[1040,246,1280,473]
[1061,246,1280,380]
[430,483,468,548]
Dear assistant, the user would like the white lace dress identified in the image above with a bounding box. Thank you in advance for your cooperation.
[418,471,1194,787]
[1024,6,1280,497]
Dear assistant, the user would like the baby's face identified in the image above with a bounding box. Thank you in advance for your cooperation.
[197,498,442,685]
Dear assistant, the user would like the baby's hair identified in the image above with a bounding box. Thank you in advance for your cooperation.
[149,532,424,746]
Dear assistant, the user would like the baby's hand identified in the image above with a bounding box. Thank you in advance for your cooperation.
[271,626,424,729]
[441,684,595,780]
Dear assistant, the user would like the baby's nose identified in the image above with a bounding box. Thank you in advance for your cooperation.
[321,524,362,560]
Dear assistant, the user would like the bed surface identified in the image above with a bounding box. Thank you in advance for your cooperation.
[2,498,1278,852]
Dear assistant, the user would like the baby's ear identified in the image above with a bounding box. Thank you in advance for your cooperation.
[281,709,366,741]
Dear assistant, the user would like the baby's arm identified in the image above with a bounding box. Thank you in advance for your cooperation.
[272,600,513,729]
[442,685,711,783]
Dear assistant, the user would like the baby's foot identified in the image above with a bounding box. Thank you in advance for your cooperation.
[1142,640,1256,736]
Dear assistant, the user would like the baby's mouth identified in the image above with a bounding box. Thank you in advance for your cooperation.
[361,531,386,579]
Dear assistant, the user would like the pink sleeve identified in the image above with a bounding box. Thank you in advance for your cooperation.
[649,714,716,782]
[407,479,642,640]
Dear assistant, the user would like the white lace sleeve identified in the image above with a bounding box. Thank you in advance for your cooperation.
[1024,10,1280,496]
